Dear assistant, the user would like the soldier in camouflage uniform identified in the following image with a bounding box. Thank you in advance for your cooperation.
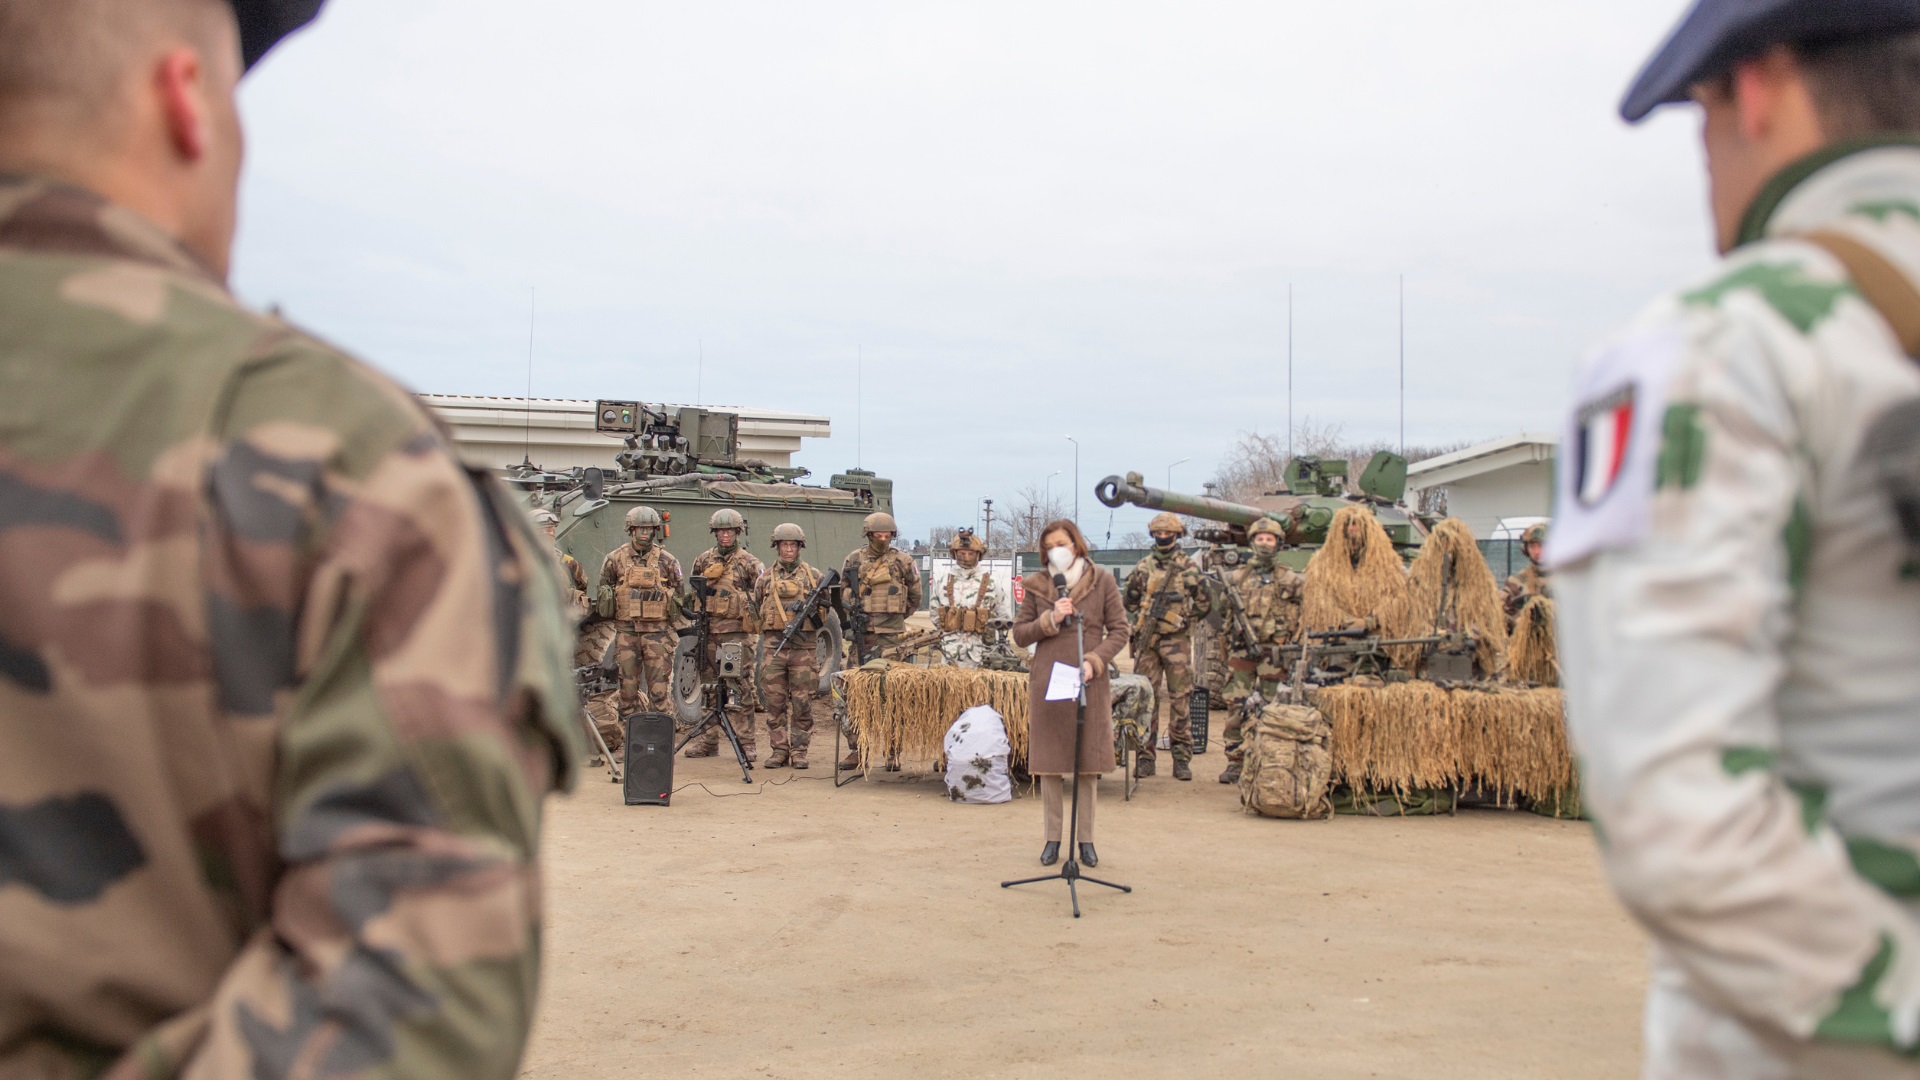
[1217,518,1306,785]
[1123,512,1212,781]
[753,523,825,768]
[535,508,620,752]
[1500,522,1550,630]
[931,528,1005,668]
[0,3,581,1073]
[1558,6,1920,1074]
[687,508,764,759]
[599,505,684,719]
[837,511,923,770]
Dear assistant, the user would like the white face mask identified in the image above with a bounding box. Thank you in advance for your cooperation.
[1046,545,1074,573]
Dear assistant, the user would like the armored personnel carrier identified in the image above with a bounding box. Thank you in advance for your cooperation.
[508,399,894,576]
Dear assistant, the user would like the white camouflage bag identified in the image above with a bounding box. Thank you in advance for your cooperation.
[944,705,1012,804]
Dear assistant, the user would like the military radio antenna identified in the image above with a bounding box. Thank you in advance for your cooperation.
[696,339,703,405]
[522,286,536,466]
[857,344,863,468]
[1398,274,1405,455]
[1287,282,1293,467]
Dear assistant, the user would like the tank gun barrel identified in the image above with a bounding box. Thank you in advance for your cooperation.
[1094,472,1264,527]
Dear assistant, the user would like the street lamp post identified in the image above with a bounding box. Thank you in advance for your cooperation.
[1065,435,1080,526]
[1166,457,1191,489]
[1045,469,1061,511]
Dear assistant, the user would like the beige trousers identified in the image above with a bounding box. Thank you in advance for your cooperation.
[1040,774,1098,843]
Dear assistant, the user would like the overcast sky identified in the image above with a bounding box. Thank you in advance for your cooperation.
[232,0,1715,545]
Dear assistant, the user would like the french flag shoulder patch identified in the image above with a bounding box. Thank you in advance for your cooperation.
[1546,327,1684,569]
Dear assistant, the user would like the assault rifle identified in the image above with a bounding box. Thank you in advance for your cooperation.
[771,568,840,655]
[1131,568,1182,653]
[1202,568,1262,655]
[841,565,870,664]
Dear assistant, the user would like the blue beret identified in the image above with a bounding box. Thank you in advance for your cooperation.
[230,0,325,70]
[1622,0,1920,122]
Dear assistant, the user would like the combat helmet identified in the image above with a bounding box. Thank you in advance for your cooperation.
[625,506,663,530]
[529,508,560,527]
[769,522,807,549]
[863,512,898,536]
[1247,516,1285,544]
[1148,512,1187,538]
[709,508,747,534]
[1521,523,1548,545]
[948,529,986,555]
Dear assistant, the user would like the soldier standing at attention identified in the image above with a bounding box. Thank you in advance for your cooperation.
[838,511,923,770]
[1123,512,1212,781]
[688,508,764,759]
[0,0,581,1074]
[931,528,1005,668]
[1217,517,1305,785]
[753,523,824,769]
[1500,522,1550,629]
[599,505,683,720]
[1555,3,1920,1074]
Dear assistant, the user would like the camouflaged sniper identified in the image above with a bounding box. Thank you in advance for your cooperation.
[0,177,582,1078]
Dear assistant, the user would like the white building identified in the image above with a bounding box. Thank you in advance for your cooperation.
[419,394,832,472]
[1405,433,1558,538]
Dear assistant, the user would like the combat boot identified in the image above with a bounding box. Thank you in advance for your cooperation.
[1134,756,1155,779]
[764,749,791,769]
[838,750,862,771]
[1218,762,1242,784]
[1173,760,1192,781]
[683,741,718,759]
[791,754,809,770]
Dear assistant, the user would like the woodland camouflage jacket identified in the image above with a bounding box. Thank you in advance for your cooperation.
[0,177,581,1079]
[1122,547,1212,644]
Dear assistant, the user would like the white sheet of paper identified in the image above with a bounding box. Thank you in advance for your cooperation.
[1044,661,1083,702]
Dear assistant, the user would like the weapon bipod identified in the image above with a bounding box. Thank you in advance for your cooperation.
[672,679,756,784]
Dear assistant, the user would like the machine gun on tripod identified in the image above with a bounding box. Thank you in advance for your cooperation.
[671,576,756,783]
[1265,626,1453,683]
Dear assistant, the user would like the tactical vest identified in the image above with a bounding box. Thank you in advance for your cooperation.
[855,550,912,615]
[1139,558,1193,637]
[759,563,821,634]
[937,569,994,633]
[616,547,672,627]
[1236,565,1302,645]
[701,550,752,622]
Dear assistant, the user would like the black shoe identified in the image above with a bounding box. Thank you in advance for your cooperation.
[1078,843,1098,868]
[1040,841,1060,866]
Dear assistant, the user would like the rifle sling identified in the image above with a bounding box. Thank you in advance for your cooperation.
[1802,230,1920,359]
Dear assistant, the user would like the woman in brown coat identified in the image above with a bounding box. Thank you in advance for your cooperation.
[1012,519,1130,868]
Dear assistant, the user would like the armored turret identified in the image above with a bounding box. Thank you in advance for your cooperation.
[1094,450,1424,553]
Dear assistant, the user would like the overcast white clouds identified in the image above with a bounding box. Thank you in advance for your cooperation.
[232,0,1714,542]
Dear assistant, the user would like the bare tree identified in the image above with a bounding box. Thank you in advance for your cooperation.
[1006,482,1068,552]
[927,524,963,550]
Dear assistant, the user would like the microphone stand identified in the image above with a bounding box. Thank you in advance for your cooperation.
[1002,573,1132,917]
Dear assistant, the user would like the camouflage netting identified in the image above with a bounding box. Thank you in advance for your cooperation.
[1312,683,1572,804]
[843,665,1029,774]
[1507,597,1560,687]
[1406,517,1510,677]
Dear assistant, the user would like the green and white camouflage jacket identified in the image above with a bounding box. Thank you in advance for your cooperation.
[1553,139,1920,1062]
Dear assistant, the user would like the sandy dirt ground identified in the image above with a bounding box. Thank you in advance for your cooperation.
[519,718,1649,1079]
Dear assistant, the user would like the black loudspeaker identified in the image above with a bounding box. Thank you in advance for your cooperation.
[1189,689,1210,754]
[623,711,675,806]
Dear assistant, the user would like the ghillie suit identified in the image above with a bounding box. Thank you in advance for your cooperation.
[1405,517,1509,679]
[1302,506,1417,671]
[1506,596,1559,688]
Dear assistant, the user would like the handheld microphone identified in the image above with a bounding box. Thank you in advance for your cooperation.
[1053,573,1074,623]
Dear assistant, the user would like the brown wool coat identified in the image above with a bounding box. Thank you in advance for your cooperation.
[1013,564,1131,774]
